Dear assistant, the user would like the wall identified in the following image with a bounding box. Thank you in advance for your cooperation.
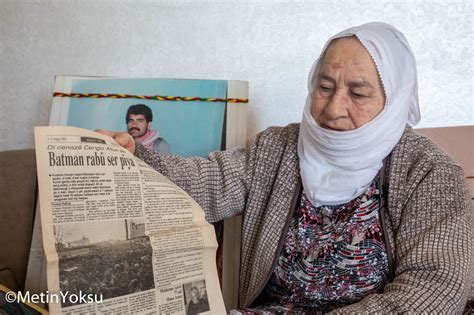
[1,0,472,150]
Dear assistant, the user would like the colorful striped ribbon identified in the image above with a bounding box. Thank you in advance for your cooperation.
[53,92,248,103]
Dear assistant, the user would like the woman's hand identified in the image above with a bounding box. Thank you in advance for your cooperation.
[96,129,136,154]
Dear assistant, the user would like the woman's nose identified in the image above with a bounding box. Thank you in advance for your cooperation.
[324,91,349,118]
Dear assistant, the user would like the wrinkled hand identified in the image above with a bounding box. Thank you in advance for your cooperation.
[96,129,136,154]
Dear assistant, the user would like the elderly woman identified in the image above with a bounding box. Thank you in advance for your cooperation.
[101,22,471,313]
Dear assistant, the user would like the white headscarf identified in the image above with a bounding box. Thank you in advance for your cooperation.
[298,22,421,206]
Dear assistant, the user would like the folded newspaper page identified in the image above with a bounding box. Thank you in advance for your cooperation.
[34,126,226,314]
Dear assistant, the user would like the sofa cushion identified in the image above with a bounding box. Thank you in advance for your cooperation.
[0,149,37,290]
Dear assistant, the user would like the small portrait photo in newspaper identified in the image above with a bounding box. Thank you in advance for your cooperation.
[182,280,210,315]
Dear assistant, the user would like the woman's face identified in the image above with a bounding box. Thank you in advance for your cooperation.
[311,37,386,131]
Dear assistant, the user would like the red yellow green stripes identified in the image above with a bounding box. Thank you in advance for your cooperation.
[53,92,248,103]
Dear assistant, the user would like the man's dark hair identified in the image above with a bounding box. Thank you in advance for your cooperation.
[126,104,153,123]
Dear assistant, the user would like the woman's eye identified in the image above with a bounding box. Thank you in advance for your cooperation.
[351,91,366,98]
[320,85,333,92]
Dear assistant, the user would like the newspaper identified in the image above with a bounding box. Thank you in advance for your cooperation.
[34,126,226,314]
[24,204,48,308]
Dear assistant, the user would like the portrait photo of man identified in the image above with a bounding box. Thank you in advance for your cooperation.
[183,282,210,315]
[126,104,170,154]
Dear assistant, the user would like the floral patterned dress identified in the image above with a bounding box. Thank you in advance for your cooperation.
[261,178,389,313]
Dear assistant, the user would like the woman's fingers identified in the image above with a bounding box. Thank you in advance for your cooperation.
[115,132,136,154]
[96,129,136,154]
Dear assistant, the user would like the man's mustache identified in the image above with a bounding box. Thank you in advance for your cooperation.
[128,127,141,132]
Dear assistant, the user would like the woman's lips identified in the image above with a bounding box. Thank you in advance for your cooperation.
[321,123,342,131]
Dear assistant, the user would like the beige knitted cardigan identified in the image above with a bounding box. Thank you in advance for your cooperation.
[136,124,471,313]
